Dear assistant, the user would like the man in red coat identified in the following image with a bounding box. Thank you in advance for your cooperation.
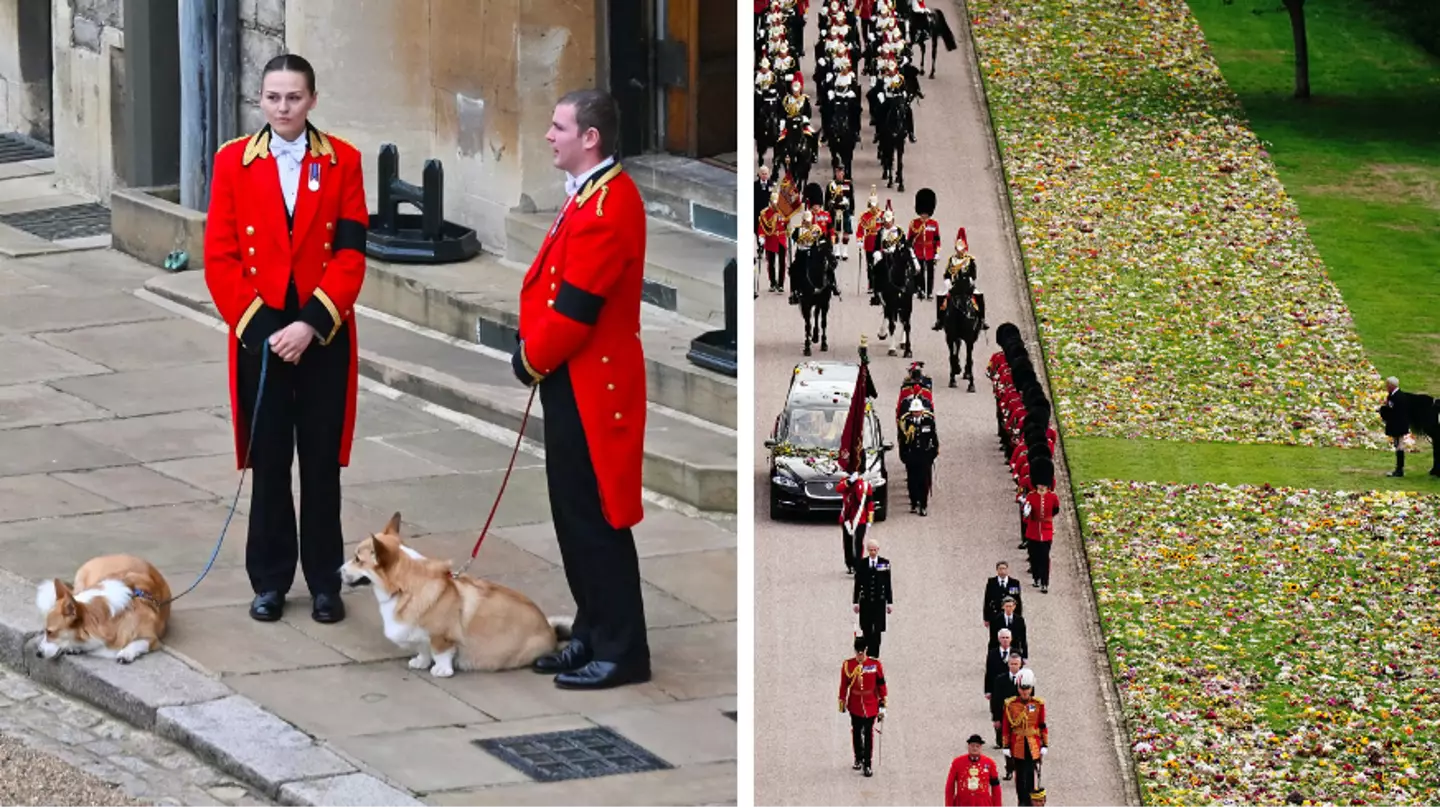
[1022,457,1061,593]
[945,734,1003,806]
[836,472,874,574]
[908,188,941,298]
[512,89,649,690]
[839,636,887,777]
[204,54,366,625]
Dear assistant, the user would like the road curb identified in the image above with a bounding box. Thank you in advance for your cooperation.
[0,568,420,806]
[951,0,1144,804]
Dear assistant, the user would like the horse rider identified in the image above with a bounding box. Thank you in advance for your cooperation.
[756,57,780,107]
[934,228,986,330]
[782,78,813,133]
[856,186,883,296]
[908,188,941,299]
[758,190,789,294]
[789,208,825,305]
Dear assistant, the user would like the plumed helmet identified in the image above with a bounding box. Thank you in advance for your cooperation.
[883,208,895,225]
[955,226,968,252]
[1018,669,1036,689]
[868,185,879,208]
[759,57,772,70]
[909,398,925,413]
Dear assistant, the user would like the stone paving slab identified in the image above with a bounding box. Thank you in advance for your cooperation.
[424,760,737,806]
[277,773,423,807]
[49,362,230,419]
[0,472,118,523]
[0,241,736,805]
[588,696,738,768]
[0,333,111,385]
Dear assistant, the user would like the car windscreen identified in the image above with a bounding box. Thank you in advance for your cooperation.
[778,406,850,451]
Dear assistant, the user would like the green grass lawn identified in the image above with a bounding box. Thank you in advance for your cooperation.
[1188,0,1440,397]
[1071,0,1440,487]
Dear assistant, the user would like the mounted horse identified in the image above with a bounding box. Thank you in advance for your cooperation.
[789,213,836,357]
[874,230,921,358]
[906,4,957,78]
[877,88,911,192]
[944,274,984,391]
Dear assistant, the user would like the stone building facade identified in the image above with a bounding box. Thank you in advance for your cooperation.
[0,0,734,255]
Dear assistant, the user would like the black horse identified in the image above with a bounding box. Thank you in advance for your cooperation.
[795,242,835,357]
[878,95,910,192]
[756,96,782,172]
[875,246,920,358]
[781,127,818,193]
[826,94,860,181]
[908,8,956,78]
[944,275,984,391]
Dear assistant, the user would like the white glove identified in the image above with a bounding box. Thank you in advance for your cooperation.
[1023,502,1033,518]
[757,235,765,249]
[877,92,887,102]
[828,90,835,100]
[1041,747,1048,757]
[878,707,886,717]
[872,251,882,263]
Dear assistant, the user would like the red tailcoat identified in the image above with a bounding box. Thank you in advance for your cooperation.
[204,124,367,467]
[945,755,1003,806]
[758,206,788,253]
[839,656,887,716]
[1023,490,1061,541]
[909,216,941,260]
[516,163,647,530]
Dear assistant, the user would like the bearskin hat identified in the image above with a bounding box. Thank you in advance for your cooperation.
[1029,455,1055,488]
[914,187,936,216]
[996,322,1020,344]
[804,182,825,207]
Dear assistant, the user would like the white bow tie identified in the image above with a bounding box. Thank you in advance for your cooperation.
[270,137,306,166]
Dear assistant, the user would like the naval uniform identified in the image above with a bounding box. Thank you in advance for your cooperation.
[204,122,367,599]
[852,554,893,657]
[511,158,650,669]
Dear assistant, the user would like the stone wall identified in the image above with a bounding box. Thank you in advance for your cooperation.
[238,0,286,134]
[286,0,599,253]
[0,0,53,142]
[50,0,126,199]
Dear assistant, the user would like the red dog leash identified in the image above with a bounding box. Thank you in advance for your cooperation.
[453,386,539,577]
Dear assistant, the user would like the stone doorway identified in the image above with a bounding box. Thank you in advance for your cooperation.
[8,0,53,143]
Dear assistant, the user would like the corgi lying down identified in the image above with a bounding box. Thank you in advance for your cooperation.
[35,555,171,664]
[340,513,571,677]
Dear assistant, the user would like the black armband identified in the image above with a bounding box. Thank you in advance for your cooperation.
[554,280,605,326]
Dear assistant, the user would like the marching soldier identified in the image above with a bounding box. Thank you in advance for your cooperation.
[945,734,1004,806]
[758,191,789,293]
[839,636,887,777]
[1002,671,1047,806]
[900,398,938,515]
[205,54,367,625]
[852,537,894,656]
[827,166,856,261]
[908,188,941,298]
[934,228,985,330]
[836,471,875,574]
[1022,458,1060,594]
[855,186,883,295]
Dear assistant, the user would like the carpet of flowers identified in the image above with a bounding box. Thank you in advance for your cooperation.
[1080,480,1440,805]
[967,0,1385,449]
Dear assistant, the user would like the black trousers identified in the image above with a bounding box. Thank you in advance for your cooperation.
[236,301,349,598]
[850,713,876,766]
[540,366,650,666]
[858,604,884,657]
[1028,540,1052,587]
[1014,754,1038,806]
[905,459,932,509]
[920,258,936,297]
[1393,436,1405,473]
[843,521,867,571]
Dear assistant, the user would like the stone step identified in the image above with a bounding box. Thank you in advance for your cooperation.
[505,211,734,328]
[355,252,736,430]
[143,272,737,514]
[624,154,738,241]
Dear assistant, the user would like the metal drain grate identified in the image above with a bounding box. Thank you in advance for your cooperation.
[473,726,673,783]
[0,203,111,241]
[0,132,53,164]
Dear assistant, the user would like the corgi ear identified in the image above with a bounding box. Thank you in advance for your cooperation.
[384,512,402,537]
[372,535,396,568]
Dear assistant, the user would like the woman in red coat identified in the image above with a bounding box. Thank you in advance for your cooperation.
[204,53,368,625]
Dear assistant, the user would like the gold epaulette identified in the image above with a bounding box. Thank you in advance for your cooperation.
[577,163,624,212]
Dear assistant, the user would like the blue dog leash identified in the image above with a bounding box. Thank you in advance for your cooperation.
[137,349,270,608]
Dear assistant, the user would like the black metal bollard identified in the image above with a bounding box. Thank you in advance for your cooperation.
[368,143,480,264]
[686,258,738,377]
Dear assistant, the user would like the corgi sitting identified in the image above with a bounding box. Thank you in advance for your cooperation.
[339,513,570,677]
[35,555,172,664]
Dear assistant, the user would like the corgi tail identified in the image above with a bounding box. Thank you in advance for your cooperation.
[547,616,574,642]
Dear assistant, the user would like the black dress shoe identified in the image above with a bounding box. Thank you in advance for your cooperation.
[533,639,592,674]
[863,764,873,777]
[554,660,651,690]
[311,592,345,623]
[853,760,863,771]
[249,592,283,622]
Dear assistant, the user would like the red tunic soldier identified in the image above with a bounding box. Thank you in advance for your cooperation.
[945,734,1004,806]
[758,192,789,293]
[1022,458,1060,593]
[839,637,887,777]
[836,473,875,574]
[908,188,941,298]
[856,186,883,294]
[513,89,649,690]
[1002,672,1048,806]
[204,54,366,625]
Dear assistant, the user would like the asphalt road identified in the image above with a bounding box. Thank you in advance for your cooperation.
[752,2,1133,804]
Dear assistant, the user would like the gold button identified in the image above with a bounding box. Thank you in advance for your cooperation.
[322,261,328,269]
[326,222,334,231]
[247,247,255,256]
[601,356,609,363]
[248,267,257,275]
[614,412,621,419]
[324,242,331,250]
[607,383,615,390]
[547,299,554,307]
[550,266,556,275]
[550,283,556,291]
[245,226,255,235]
